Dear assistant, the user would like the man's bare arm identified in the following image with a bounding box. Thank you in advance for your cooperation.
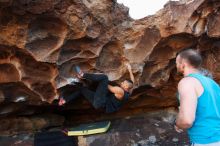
[125,63,135,83]
[176,77,198,129]
[108,85,124,100]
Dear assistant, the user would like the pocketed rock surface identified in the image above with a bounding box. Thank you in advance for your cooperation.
[0,0,219,134]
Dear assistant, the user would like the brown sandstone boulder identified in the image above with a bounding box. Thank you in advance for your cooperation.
[0,0,220,134]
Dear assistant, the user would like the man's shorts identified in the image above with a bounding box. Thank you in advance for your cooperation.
[192,141,220,146]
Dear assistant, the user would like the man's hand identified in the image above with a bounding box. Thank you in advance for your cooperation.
[66,77,79,84]
[174,125,184,133]
[125,62,132,71]
[58,97,66,106]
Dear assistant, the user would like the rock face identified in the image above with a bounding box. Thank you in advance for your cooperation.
[77,110,190,146]
[0,0,220,135]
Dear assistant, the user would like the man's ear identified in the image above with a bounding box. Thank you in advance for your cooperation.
[182,62,185,68]
[181,59,187,68]
[182,61,188,69]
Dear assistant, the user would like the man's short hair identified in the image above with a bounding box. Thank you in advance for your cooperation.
[177,48,202,68]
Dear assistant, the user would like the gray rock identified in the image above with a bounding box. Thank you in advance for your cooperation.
[154,123,159,127]
[172,137,179,142]
[135,133,141,137]
[149,135,157,144]
[138,139,148,145]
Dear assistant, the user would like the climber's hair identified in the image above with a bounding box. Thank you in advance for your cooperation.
[177,48,202,68]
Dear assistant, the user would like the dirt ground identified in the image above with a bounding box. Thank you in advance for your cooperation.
[0,109,190,146]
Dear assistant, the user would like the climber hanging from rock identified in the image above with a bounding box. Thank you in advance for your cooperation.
[58,63,134,113]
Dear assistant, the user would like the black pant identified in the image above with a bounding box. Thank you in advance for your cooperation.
[64,73,109,109]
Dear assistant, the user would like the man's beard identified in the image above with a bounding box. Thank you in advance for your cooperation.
[176,67,184,76]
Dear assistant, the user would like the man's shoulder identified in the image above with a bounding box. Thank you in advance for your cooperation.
[179,76,197,83]
[178,77,198,88]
